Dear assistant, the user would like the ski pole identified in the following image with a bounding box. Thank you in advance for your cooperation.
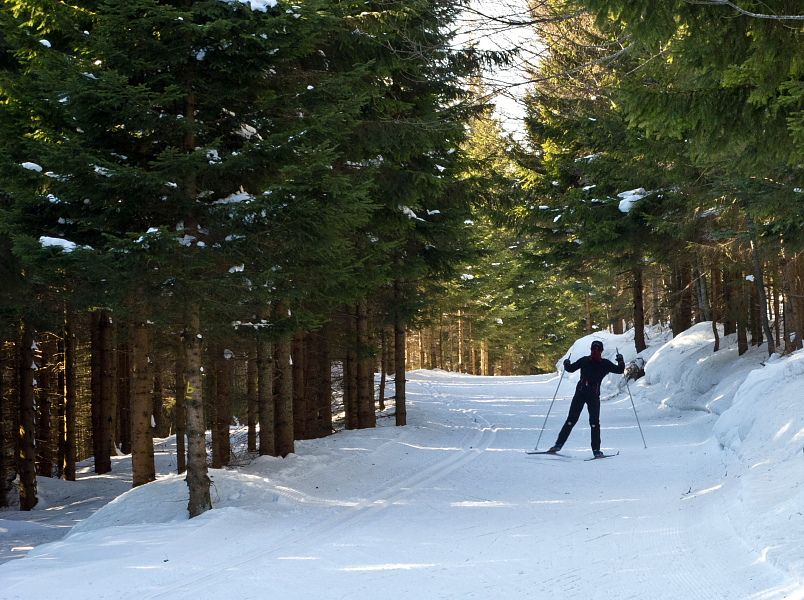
[624,379,647,449]
[535,355,568,450]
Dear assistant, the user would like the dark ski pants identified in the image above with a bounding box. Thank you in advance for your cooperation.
[554,392,601,452]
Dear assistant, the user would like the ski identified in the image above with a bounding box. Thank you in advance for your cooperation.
[584,451,620,461]
[526,450,570,457]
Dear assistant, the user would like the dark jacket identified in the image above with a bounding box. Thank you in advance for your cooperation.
[564,355,625,397]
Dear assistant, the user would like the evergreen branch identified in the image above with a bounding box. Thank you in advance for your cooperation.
[457,5,585,29]
[682,0,804,20]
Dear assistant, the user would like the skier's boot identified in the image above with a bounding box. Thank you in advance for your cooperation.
[547,446,561,454]
[593,450,605,459]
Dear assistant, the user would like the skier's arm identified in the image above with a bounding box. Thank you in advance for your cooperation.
[563,357,583,373]
[608,354,625,374]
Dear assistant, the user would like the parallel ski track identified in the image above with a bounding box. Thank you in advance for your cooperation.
[145,377,498,600]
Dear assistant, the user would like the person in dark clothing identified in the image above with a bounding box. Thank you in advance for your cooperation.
[548,340,624,458]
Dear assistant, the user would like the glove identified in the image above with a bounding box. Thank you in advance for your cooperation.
[616,353,624,363]
[563,359,571,369]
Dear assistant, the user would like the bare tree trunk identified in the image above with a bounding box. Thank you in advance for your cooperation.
[694,267,711,322]
[56,337,65,478]
[781,248,803,352]
[175,341,187,474]
[314,324,332,438]
[214,346,231,468]
[184,306,211,517]
[711,266,721,352]
[274,326,294,458]
[292,332,306,439]
[392,279,407,426]
[378,329,387,412]
[257,336,275,456]
[130,319,155,487]
[735,271,749,355]
[18,323,38,510]
[749,230,775,356]
[356,301,375,429]
[302,332,318,438]
[670,263,693,336]
[103,317,118,458]
[91,311,115,474]
[344,316,359,429]
[117,335,131,455]
[90,312,101,471]
[36,340,53,477]
[62,318,76,481]
[246,344,257,453]
[152,373,165,439]
[632,266,646,353]
[394,313,406,427]
[0,342,9,506]
[771,271,781,347]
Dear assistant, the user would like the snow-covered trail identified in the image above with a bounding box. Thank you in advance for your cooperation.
[1,369,800,599]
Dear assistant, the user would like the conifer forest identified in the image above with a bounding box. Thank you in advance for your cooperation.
[0,0,802,519]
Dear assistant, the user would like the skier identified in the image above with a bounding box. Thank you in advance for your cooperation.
[548,340,624,458]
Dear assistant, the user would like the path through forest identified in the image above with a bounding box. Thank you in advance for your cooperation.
[1,369,800,599]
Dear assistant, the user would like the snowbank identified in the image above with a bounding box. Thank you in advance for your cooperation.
[642,321,768,414]
[712,349,804,578]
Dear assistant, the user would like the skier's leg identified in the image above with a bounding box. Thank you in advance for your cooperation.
[588,396,601,452]
[553,393,585,449]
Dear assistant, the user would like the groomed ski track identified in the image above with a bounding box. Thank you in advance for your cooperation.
[2,369,800,600]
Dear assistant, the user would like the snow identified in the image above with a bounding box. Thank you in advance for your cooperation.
[20,162,42,172]
[38,236,78,253]
[617,187,648,213]
[220,0,278,12]
[1,326,803,599]
[399,206,424,221]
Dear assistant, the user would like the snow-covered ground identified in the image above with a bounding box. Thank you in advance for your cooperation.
[1,325,802,599]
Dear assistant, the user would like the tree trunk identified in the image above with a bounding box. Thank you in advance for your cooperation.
[257,336,275,456]
[246,344,257,453]
[694,267,711,322]
[91,311,115,474]
[735,270,749,355]
[102,316,118,459]
[0,342,9,506]
[314,324,333,438]
[62,318,76,481]
[117,336,131,455]
[394,310,406,427]
[152,372,165,438]
[17,323,38,510]
[36,339,53,477]
[711,266,721,352]
[356,301,375,429]
[749,230,775,356]
[378,328,387,411]
[344,317,359,429]
[90,312,102,471]
[130,319,155,487]
[302,332,318,438]
[56,337,65,479]
[781,248,803,352]
[274,328,294,458]
[175,341,187,474]
[214,346,231,468]
[184,306,212,517]
[632,266,646,353]
[292,332,306,439]
[670,263,692,336]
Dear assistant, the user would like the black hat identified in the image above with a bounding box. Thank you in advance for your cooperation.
[591,340,604,351]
